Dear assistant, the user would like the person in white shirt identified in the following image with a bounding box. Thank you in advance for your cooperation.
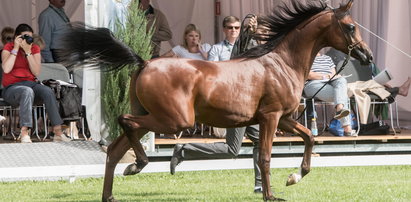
[207,16,241,61]
[162,24,210,60]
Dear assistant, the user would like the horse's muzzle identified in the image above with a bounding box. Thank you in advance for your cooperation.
[353,46,373,65]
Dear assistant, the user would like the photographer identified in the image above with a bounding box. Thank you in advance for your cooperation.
[1,23,70,143]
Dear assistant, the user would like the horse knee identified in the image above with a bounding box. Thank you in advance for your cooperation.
[118,114,140,131]
[307,135,315,147]
[258,158,271,170]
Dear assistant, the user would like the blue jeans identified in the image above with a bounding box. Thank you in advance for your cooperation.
[304,77,351,127]
[2,81,63,128]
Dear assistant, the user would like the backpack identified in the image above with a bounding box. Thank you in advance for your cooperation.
[42,79,82,120]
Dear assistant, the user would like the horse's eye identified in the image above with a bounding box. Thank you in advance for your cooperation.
[346,23,355,33]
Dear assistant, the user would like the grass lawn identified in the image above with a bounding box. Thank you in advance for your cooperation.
[0,165,410,201]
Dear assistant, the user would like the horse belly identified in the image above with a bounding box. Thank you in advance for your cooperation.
[194,93,260,128]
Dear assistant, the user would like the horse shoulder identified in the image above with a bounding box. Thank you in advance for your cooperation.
[257,55,305,114]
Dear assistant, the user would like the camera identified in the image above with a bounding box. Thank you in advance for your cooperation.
[20,34,34,44]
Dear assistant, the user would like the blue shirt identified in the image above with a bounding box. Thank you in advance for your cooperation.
[207,40,234,61]
[38,4,71,63]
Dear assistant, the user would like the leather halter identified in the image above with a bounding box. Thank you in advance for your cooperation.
[332,9,362,55]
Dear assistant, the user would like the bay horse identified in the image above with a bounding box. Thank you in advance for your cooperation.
[60,0,372,201]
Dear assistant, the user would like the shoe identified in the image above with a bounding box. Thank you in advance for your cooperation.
[170,144,184,175]
[53,134,71,142]
[254,186,263,193]
[344,130,358,137]
[334,109,350,119]
[20,135,32,143]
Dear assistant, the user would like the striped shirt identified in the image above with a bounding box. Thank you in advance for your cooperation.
[310,55,335,75]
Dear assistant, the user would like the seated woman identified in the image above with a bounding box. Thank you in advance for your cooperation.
[304,52,355,136]
[1,23,70,143]
[161,24,211,60]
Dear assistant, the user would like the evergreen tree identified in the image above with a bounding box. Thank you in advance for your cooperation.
[102,1,153,141]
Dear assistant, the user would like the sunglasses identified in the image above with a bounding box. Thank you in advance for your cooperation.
[225,26,240,30]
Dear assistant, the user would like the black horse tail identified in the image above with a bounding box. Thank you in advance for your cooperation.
[58,23,145,71]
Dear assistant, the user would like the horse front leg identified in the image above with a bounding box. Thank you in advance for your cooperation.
[259,112,285,201]
[102,134,130,202]
[278,116,314,186]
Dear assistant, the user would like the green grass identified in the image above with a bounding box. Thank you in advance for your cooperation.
[0,165,410,201]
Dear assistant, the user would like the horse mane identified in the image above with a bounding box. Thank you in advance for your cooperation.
[238,0,328,59]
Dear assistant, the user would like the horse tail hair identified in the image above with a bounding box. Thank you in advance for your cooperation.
[58,22,144,71]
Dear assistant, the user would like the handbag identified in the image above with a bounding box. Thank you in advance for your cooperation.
[358,121,390,135]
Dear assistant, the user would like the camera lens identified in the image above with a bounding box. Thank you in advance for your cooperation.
[21,34,34,44]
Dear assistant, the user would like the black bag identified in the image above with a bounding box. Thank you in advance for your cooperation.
[42,79,82,120]
[358,121,390,135]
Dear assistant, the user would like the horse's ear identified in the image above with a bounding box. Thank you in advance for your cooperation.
[340,0,354,12]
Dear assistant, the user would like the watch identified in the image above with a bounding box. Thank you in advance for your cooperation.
[25,53,32,57]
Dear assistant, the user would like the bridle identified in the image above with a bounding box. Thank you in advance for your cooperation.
[295,9,362,121]
[332,8,363,59]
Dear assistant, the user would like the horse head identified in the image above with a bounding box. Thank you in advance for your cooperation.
[328,0,373,65]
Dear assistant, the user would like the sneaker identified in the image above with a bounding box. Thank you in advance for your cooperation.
[334,109,350,119]
[53,134,71,142]
[20,135,32,143]
[344,130,357,137]
[254,186,263,193]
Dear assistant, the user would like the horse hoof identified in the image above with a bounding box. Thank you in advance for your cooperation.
[286,173,301,186]
[104,196,119,202]
[265,196,286,201]
[123,161,148,176]
[123,163,138,175]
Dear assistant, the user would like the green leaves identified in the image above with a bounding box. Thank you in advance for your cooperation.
[102,2,153,140]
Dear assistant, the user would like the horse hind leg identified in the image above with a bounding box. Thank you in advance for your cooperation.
[102,134,130,202]
[118,114,150,176]
[278,116,314,186]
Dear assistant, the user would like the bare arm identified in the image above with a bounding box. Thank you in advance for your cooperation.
[161,50,176,58]
[20,40,41,76]
[307,71,332,80]
[2,36,41,76]
[2,37,21,73]
[307,65,341,80]
[198,43,208,60]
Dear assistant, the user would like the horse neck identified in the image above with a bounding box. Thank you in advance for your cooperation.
[273,12,332,80]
